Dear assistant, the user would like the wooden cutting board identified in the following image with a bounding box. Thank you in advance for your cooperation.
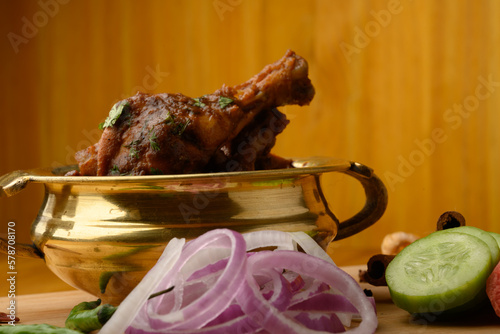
[1,265,499,332]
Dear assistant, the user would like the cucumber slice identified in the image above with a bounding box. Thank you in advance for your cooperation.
[441,226,500,268]
[386,230,492,314]
[489,231,500,248]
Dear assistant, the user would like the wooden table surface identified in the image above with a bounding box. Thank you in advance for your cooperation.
[1,265,499,333]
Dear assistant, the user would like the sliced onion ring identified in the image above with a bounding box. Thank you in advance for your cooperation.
[236,250,377,334]
[145,229,248,331]
[99,238,185,334]
[100,229,377,334]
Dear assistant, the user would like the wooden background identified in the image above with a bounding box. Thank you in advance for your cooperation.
[1,0,499,294]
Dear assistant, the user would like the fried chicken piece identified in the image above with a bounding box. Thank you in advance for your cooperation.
[73,143,98,175]
[72,50,314,176]
[206,108,292,172]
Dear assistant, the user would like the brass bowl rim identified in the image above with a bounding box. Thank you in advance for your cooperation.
[25,157,353,185]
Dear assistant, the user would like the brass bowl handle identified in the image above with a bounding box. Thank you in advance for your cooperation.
[0,170,44,259]
[334,162,388,240]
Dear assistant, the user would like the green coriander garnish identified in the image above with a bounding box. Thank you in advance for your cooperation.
[125,140,140,159]
[124,139,140,148]
[173,119,191,136]
[164,112,176,125]
[219,96,233,108]
[150,167,163,175]
[129,146,139,159]
[193,98,206,108]
[102,101,130,128]
[98,122,105,130]
[110,165,120,175]
[149,131,160,151]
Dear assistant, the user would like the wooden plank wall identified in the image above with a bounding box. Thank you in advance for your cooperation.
[1,0,499,291]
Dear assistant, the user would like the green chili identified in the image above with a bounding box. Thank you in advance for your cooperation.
[64,300,116,333]
[0,323,82,333]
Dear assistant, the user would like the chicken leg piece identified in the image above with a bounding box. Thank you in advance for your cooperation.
[205,108,292,172]
[72,50,314,176]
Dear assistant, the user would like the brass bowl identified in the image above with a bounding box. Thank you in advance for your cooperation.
[0,157,387,305]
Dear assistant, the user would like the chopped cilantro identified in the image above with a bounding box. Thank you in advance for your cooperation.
[193,98,206,108]
[129,146,139,159]
[102,101,131,128]
[219,96,233,108]
[110,165,120,175]
[173,119,191,136]
[150,167,163,175]
[124,140,140,148]
[149,132,161,151]
[164,112,176,125]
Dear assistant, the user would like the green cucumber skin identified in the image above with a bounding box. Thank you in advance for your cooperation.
[489,231,500,248]
[440,226,500,267]
[386,230,492,315]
